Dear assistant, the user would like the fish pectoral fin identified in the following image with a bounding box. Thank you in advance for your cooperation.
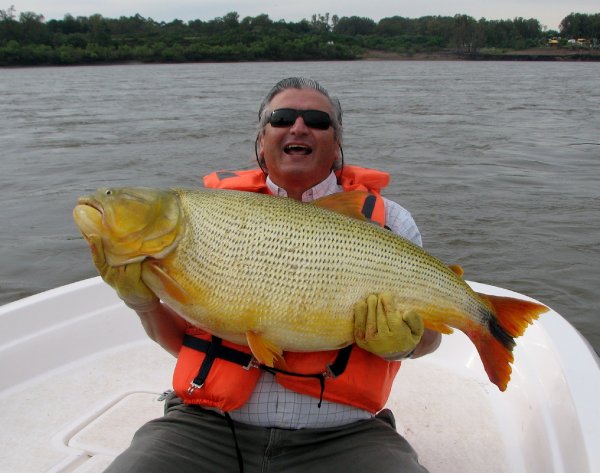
[312,191,370,221]
[141,261,192,305]
[245,332,287,370]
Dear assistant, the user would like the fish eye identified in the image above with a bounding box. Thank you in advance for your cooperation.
[105,189,113,196]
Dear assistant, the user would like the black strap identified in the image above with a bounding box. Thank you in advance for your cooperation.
[259,365,328,407]
[223,412,244,473]
[184,335,253,392]
[361,193,392,230]
[361,193,377,220]
[191,336,221,390]
[183,334,253,368]
[327,345,353,377]
[183,335,354,407]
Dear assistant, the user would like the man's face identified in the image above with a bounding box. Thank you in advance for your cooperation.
[258,88,340,196]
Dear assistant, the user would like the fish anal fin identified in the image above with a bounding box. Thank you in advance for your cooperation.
[448,264,464,278]
[424,319,454,335]
[312,191,369,221]
[142,261,192,305]
[246,332,287,370]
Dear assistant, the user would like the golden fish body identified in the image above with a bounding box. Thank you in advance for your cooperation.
[74,187,547,391]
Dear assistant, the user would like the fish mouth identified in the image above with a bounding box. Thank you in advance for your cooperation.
[78,196,102,211]
[284,144,312,156]
[73,197,104,238]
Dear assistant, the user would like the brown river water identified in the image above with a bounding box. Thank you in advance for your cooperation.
[0,60,598,353]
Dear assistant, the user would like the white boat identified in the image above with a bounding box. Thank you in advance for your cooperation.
[0,277,598,473]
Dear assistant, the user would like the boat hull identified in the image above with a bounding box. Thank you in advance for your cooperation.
[0,278,598,473]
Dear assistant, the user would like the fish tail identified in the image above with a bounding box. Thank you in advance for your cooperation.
[468,293,548,391]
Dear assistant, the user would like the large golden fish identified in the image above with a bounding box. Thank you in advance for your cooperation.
[73,187,547,391]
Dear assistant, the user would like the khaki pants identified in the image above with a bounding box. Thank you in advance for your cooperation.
[104,393,429,473]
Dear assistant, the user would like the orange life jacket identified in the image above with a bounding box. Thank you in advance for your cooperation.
[172,166,400,412]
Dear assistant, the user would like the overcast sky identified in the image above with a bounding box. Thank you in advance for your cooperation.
[8,0,599,31]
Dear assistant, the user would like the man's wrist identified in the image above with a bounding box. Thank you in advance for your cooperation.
[124,298,161,313]
[382,347,416,361]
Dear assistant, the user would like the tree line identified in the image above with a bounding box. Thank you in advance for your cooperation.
[1,7,598,66]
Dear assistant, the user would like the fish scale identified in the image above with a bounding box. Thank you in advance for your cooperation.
[164,189,474,349]
[172,190,364,348]
[73,186,548,390]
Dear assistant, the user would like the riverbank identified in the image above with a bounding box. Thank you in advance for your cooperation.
[2,47,599,68]
[361,48,600,61]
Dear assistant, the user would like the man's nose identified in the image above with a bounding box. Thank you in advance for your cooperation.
[289,116,309,133]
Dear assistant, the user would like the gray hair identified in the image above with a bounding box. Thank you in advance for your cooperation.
[256,77,344,172]
[257,77,343,143]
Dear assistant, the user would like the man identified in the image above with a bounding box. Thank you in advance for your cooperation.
[98,77,440,472]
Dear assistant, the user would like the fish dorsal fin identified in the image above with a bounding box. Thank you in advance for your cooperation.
[448,264,464,278]
[312,191,369,221]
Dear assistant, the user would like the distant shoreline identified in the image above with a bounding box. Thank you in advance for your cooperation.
[2,48,599,68]
[360,48,600,62]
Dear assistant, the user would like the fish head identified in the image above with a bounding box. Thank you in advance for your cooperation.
[73,187,183,266]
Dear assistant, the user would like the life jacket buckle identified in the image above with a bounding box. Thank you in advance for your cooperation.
[243,356,260,370]
[323,364,336,380]
[187,381,204,395]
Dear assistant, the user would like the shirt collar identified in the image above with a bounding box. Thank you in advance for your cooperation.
[265,172,342,202]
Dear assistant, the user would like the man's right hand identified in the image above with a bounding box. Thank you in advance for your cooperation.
[88,235,159,312]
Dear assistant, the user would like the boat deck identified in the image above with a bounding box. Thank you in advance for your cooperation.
[1,278,598,473]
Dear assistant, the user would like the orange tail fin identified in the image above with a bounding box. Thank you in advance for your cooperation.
[467,293,548,391]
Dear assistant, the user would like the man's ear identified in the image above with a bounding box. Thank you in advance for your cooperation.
[256,133,264,157]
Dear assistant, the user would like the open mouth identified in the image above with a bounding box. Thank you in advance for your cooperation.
[284,144,312,155]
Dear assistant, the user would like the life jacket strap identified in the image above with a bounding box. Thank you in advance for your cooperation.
[361,194,377,220]
[183,334,255,394]
[182,334,353,406]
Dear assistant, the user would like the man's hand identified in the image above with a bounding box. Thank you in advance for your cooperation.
[354,292,424,359]
[88,235,159,312]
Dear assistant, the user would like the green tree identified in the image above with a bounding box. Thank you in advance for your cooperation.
[376,16,412,36]
[310,13,331,32]
[560,13,600,39]
[1,8,598,66]
[452,14,477,52]
[334,16,376,35]
[17,11,47,44]
[83,14,111,45]
[0,5,18,44]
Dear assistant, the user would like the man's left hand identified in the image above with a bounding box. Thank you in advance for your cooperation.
[354,292,424,358]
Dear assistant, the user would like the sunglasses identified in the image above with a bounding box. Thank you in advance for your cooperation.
[268,108,332,130]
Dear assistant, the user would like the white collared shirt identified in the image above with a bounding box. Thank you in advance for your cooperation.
[266,172,422,246]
